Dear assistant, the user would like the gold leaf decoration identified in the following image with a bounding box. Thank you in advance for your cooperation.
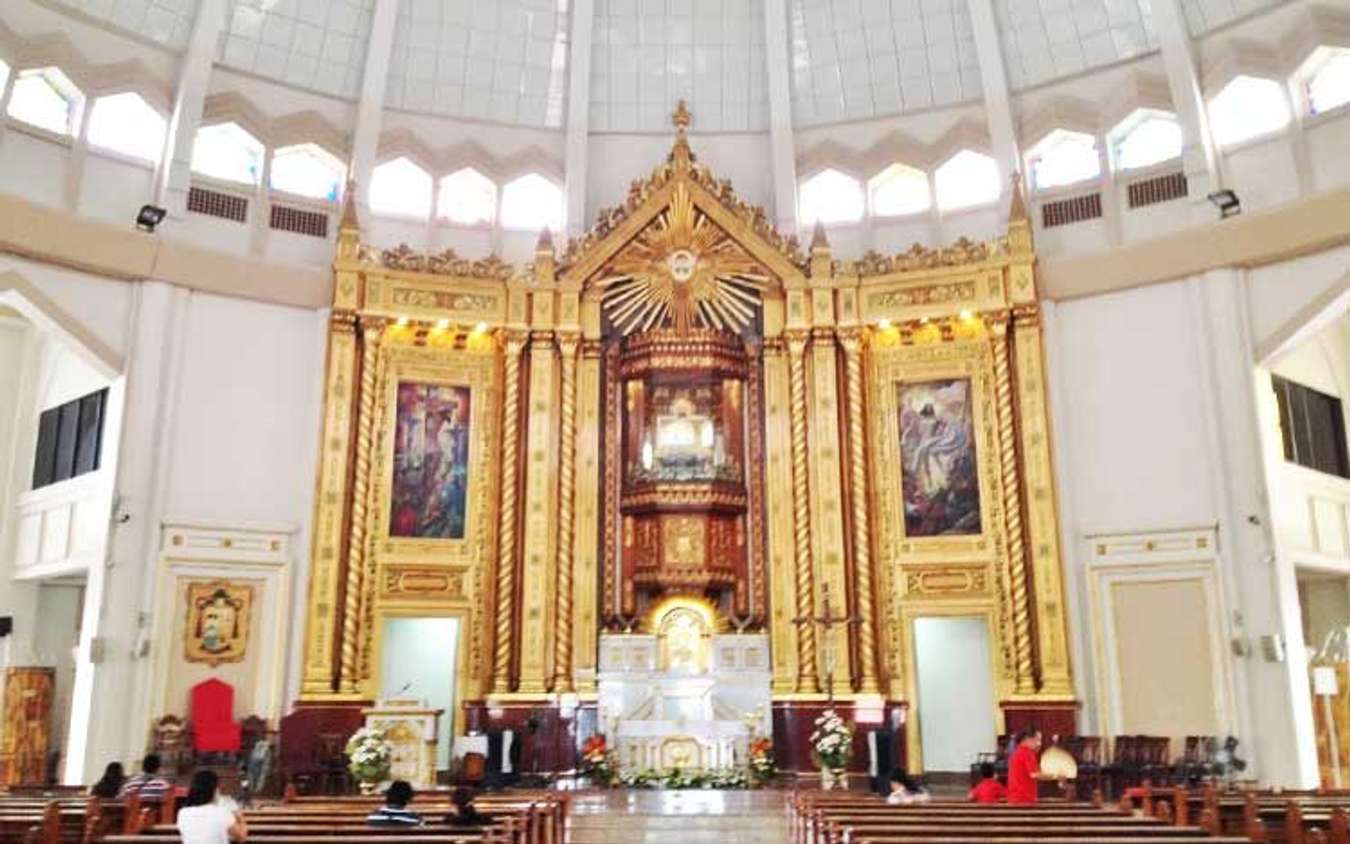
[595,183,769,336]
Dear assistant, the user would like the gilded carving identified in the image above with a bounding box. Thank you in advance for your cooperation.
[382,565,469,599]
[868,282,977,310]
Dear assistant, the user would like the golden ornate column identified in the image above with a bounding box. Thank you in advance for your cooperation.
[492,329,528,695]
[518,331,560,694]
[839,328,879,695]
[806,327,852,696]
[785,329,819,693]
[989,314,1037,696]
[1012,305,1074,696]
[571,338,604,694]
[552,333,579,693]
[763,337,800,694]
[301,309,359,697]
[337,316,386,695]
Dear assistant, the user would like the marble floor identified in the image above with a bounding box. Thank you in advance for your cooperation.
[566,790,791,843]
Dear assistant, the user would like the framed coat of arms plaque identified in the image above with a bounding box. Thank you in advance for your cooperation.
[184,581,254,667]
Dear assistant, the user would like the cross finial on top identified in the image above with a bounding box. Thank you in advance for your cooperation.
[672,100,692,132]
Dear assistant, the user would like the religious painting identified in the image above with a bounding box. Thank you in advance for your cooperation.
[184,581,254,667]
[389,382,472,540]
[897,378,982,536]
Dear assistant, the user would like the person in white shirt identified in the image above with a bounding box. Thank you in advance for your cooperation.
[886,770,933,805]
[176,770,247,844]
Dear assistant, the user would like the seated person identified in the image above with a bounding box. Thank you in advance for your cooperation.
[177,770,247,844]
[90,762,126,799]
[119,754,172,799]
[445,786,491,827]
[886,769,932,805]
[366,780,423,826]
[969,762,1006,803]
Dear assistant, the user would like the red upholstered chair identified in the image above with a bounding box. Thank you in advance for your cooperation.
[190,678,242,754]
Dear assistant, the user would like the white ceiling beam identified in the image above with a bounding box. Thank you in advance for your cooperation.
[564,0,596,238]
[763,0,799,235]
[349,0,402,216]
[154,0,227,217]
[965,0,1021,209]
[1150,0,1223,195]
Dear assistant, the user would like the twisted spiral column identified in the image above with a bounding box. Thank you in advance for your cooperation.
[492,331,527,694]
[552,335,579,693]
[786,331,819,693]
[991,317,1036,695]
[338,318,382,695]
[841,331,879,695]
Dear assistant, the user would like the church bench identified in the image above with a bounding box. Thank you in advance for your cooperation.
[847,837,1253,844]
[790,798,1141,844]
[99,831,507,837]
[266,795,562,844]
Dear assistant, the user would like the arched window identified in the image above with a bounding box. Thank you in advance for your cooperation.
[438,167,497,225]
[868,164,931,217]
[1026,129,1100,190]
[500,173,563,232]
[7,67,84,136]
[370,157,433,218]
[1308,50,1350,116]
[1111,111,1184,171]
[798,168,865,225]
[1209,75,1289,146]
[87,93,167,163]
[934,150,1000,212]
[270,143,345,201]
[191,122,265,185]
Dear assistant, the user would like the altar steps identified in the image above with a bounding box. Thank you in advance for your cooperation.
[566,789,790,843]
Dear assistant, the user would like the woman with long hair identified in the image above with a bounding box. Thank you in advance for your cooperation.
[89,762,125,799]
[176,769,247,843]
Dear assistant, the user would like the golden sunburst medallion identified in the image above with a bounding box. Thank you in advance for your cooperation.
[597,182,769,336]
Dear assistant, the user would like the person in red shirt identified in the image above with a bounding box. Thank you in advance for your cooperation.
[968,762,1006,803]
[1006,729,1044,804]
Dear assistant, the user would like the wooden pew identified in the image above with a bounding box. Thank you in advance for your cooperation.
[790,794,1248,844]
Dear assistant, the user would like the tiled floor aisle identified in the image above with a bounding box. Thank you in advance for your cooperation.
[567,789,790,843]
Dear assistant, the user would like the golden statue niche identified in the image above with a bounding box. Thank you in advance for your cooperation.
[294,100,1076,775]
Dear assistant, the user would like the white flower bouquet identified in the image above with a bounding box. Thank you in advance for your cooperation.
[809,708,854,770]
[345,726,392,785]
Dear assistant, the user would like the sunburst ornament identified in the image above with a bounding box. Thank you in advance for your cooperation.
[597,182,769,336]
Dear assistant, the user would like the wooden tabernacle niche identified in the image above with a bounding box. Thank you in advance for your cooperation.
[296,101,1074,773]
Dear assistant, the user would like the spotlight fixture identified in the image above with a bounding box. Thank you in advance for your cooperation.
[1207,189,1241,219]
[136,204,167,232]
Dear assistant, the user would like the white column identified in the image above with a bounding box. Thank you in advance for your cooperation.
[1040,301,1098,732]
[1188,270,1319,787]
[564,0,596,237]
[965,0,1021,204]
[64,99,94,213]
[348,0,401,216]
[155,0,228,217]
[67,282,190,780]
[1151,0,1222,199]
[762,0,799,235]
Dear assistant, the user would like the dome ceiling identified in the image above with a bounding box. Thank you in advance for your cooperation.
[46,0,1293,130]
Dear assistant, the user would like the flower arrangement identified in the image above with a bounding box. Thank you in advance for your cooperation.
[345,727,392,789]
[809,708,853,770]
[617,766,749,789]
[581,734,615,786]
[748,737,777,785]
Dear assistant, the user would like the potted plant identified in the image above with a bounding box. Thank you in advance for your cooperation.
[345,727,392,795]
[748,737,777,787]
[809,709,853,790]
[581,733,614,787]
